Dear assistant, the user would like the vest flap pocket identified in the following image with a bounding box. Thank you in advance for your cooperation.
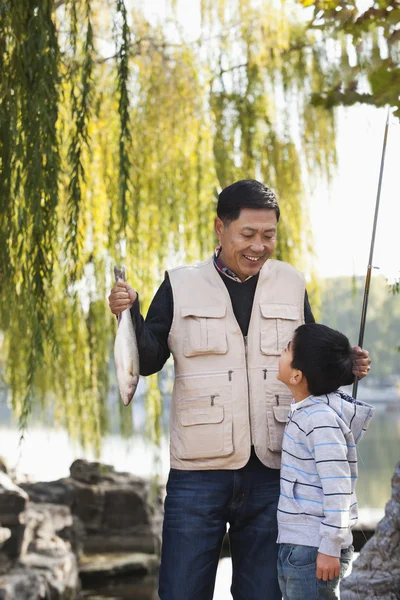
[181,306,226,319]
[174,396,233,460]
[179,403,224,427]
[182,306,228,357]
[260,303,299,320]
[266,392,292,452]
[260,303,299,355]
[273,405,290,423]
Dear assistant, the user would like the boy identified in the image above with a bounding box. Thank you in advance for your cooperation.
[276,323,374,600]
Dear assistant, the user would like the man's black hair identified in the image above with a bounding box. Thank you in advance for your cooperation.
[291,323,355,396]
[217,179,280,224]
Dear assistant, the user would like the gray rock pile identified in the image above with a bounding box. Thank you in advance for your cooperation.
[21,459,163,554]
[0,460,163,599]
[0,469,79,599]
[342,461,400,600]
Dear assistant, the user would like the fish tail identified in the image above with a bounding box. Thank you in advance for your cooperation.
[114,266,126,283]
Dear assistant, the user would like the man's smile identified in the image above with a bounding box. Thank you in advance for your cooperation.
[243,255,262,262]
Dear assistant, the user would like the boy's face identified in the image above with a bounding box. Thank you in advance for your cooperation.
[277,339,294,385]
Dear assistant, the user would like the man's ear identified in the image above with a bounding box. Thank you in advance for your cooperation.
[214,217,225,239]
[289,370,303,386]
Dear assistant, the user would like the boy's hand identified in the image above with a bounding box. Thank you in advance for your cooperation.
[316,552,340,581]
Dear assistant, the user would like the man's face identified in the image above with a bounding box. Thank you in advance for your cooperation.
[277,340,294,386]
[214,208,277,281]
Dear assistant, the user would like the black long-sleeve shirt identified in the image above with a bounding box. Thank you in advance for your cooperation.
[130,270,315,376]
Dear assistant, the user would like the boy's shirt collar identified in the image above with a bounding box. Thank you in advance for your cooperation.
[290,397,311,413]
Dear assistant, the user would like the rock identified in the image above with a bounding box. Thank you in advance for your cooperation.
[0,502,81,599]
[21,551,80,599]
[0,529,11,546]
[342,462,400,599]
[0,554,79,600]
[21,460,163,555]
[79,553,159,600]
[20,503,82,559]
[18,480,76,507]
[80,573,159,600]
[69,460,116,484]
[79,552,158,584]
[0,553,12,576]
[0,471,28,561]
[0,528,11,573]
[0,568,47,599]
[0,461,163,598]
[0,471,28,525]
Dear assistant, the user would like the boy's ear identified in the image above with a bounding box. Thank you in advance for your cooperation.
[289,369,303,386]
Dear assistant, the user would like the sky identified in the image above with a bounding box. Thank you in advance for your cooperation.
[134,0,400,282]
[309,106,400,281]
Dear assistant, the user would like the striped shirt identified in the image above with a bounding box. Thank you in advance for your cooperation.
[277,390,374,557]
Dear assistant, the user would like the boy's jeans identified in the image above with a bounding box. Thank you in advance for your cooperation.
[277,544,354,600]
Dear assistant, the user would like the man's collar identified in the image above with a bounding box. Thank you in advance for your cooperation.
[213,246,255,283]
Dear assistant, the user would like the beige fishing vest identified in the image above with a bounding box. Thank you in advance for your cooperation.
[167,257,305,470]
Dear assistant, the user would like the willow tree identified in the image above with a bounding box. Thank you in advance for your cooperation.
[0,0,336,450]
[297,0,400,305]
[299,0,400,117]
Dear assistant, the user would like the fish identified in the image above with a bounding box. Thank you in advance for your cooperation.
[113,266,140,406]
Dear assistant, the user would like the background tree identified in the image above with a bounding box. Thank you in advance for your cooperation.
[320,275,400,377]
[299,0,400,117]
[0,0,337,449]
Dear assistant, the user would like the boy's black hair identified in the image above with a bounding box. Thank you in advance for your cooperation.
[291,323,355,396]
[217,179,280,224]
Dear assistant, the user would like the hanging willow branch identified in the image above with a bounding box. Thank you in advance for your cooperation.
[0,2,15,289]
[66,0,94,282]
[0,0,60,432]
[0,0,349,449]
[115,0,132,232]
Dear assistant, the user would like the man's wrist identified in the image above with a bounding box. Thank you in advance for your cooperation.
[129,294,140,318]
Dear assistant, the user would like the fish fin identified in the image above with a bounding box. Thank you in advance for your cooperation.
[114,266,126,283]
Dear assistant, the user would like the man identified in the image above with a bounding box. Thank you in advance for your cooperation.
[108,180,370,600]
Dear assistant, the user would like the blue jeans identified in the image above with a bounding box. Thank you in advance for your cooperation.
[277,544,354,600]
[158,451,282,600]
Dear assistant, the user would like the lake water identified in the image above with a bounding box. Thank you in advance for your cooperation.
[1,400,398,511]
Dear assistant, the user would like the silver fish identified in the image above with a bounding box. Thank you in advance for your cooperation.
[114,266,139,406]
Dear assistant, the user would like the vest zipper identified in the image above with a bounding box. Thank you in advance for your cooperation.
[179,393,219,405]
[244,335,252,439]
[263,367,278,377]
[175,369,234,381]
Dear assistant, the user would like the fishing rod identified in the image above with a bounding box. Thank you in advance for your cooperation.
[353,107,391,398]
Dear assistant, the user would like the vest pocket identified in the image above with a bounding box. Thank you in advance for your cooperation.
[181,306,228,357]
[175,396,233,459]
[259,303,299,355]
[266,394,292,452]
